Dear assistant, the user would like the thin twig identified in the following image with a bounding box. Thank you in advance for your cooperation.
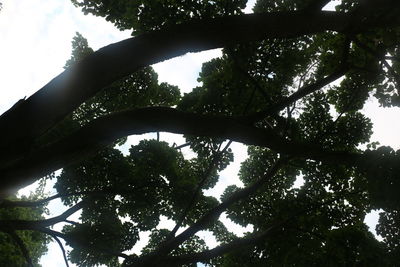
[246,37,350,123]
[246,68,348,122]
[174,142,190,150]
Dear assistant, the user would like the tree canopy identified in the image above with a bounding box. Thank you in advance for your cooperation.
[1,0,400,266]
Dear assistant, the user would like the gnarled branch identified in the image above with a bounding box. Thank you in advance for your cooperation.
[0,107,366,194]
[0,9,382,165]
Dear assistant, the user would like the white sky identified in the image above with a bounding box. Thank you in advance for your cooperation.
[1,0,397,265]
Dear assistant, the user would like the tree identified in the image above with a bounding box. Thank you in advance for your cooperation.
[1,0,400,266]
[0,183,50,266]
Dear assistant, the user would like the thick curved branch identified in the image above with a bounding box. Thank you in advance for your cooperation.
[0,9,385,162]
[50,234,70,267]
[0,107,366,193]
[0,5,398,193]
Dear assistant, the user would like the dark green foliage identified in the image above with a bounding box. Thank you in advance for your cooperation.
[67,33,180,126]
[36,32,180,147]
[52,2,400,266]
[64,32,94,69]
[63,220,137,267]
[361,147,400,209]
[377,209,400,263]
[0,193,49,266]
[3,0,400,266]
[297,92,372,150]
[56,140,220,264]
[142,228,207,256]
[71,0,247,35]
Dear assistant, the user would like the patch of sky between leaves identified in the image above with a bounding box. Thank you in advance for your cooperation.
[322,0,342,11]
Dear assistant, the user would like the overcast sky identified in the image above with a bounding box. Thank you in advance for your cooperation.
[1,0,399,266]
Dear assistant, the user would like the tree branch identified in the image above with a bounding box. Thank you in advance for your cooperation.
[0,107,367,194]
[0,10,379,164]
[36,200,87,227]
[0,201,86,230]
[160,189,363,266]
[132,159,286,266]
[49,234,70,267]
[247,66,349,122]
[174,142,191,150]
[163,224,279,266]
[0,5,398,193]
[37,227,130,260]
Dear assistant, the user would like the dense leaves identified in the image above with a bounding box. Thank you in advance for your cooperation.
[0,191,49,266]
[67,33,180,126]
[2,0,400,266]
[71,0,247,35]
[55,139,220,265]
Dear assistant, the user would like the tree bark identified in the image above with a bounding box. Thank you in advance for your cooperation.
[1,3,399,192]
[0,10,364,162]
[0,107,367,194]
